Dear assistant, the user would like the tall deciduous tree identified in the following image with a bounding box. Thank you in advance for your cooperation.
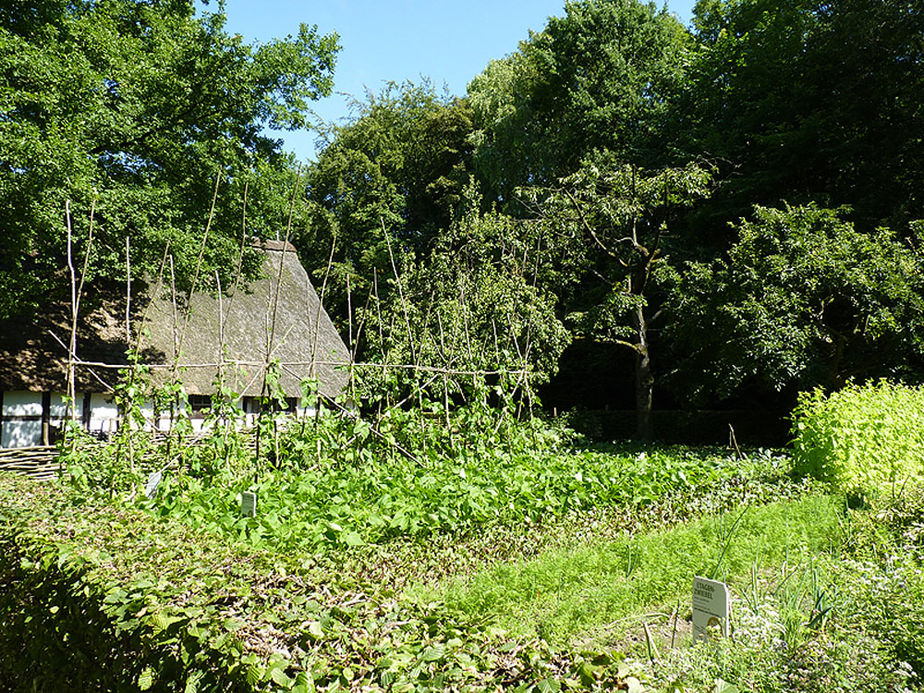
[0,0,338,319]
[524,158,712,438]
[677,0,924,232]
[468,0,690,205]
[302,82,474,326]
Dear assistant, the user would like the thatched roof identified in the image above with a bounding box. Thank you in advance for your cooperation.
[0,241,351,398]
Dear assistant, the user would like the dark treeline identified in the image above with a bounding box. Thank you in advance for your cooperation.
[4,0,923,439]
[301,0,924,438]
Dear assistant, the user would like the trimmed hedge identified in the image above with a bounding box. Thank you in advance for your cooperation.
[792,381,924,497]
[0,476,316,692]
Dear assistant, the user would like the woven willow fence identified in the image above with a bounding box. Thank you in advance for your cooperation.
[0,446,60,481]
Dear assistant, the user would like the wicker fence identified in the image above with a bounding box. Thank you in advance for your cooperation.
[0,427,266,483]
[0,446,61,481]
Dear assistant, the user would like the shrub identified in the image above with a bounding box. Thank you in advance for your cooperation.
[0,478,255,692]
[792,380,924,497]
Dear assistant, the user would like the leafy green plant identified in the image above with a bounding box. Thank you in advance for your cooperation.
[0,478,256,691]
[152,443,783,555]
[841,487,924,676]
[792,380,924,498]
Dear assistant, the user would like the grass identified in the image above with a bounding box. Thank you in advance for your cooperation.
[410,494,844,646]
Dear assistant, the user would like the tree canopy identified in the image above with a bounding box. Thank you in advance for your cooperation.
[678,0,924,230]
[300,0,924,431]
[468,0,689,203]
[0,0,338,319]
[302,82,472,300]
[6,0,924,436]
[665,205,924,403]
[522,157,713,437]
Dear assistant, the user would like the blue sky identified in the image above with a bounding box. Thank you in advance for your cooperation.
[213,0,698,161]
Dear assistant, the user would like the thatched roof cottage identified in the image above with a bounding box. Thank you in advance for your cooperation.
[0,240,350,447]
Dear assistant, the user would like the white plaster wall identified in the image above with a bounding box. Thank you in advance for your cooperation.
[1,420,42,448]
[89,396,182,434]
[137,404,173,432]
[2,391,42,417]
[1,392,44,447]
[1,391,323,446]
[48,393,71,434]
[49,394,68,418]
[88,393,119,434]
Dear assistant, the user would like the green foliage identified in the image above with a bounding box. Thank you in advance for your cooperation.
[14,420,920,692]
[525,159,713,343]
[843,487,924,676]
[58,361,793,557]
[149,444,779,555]
[0,0,338,319]
[358,197,570,383]
[1,474,516,692]
[631,487,924,692]
[302,80,473,321]
[2,443,799,692]
[469,0,690,201]
[0,478,258,691]
[680,0,924,230]
[791,380,924,497]
[294,0,924,414]
[301,83,568,381]
[649,563,913,692]
[63,359,259,496]
[422,494,840,644]
[667,204,924,403]
[522,158,713,437]
[63,368,785,556]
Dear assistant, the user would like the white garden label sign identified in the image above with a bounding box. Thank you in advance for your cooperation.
[144,470,163,499]
[692,576,730,640]
[241,491,257,518]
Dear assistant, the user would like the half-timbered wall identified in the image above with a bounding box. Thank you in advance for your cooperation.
[0,391,316,447]
[0,391,68,448]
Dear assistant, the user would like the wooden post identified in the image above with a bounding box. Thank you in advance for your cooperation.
[82,392,92,431]
[66,198,95,430]
[41,391,51,445]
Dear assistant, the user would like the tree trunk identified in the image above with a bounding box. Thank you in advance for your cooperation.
[634,307,654,441]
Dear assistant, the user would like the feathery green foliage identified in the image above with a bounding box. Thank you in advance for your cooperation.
[792,380,924,497]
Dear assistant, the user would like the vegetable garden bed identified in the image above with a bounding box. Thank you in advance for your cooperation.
[1,445,809,692]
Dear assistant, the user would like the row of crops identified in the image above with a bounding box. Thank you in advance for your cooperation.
[144,447,791,552]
